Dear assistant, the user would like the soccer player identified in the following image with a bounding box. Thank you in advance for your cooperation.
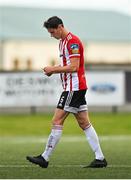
[26,16,107,168]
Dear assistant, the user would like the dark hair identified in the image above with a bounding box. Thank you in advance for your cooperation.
[44,16,64,29]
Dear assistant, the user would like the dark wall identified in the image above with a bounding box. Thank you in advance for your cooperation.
[126,72,131,102]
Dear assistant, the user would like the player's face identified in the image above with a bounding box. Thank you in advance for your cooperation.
[47,25,62,40]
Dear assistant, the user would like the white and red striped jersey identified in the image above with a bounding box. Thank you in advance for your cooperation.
[59,32,87,91]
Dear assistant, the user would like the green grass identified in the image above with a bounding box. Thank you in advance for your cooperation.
[0,136,131,179]
[0,112,131,136]
[0,112,131,178]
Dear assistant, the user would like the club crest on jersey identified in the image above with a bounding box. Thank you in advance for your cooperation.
[70,44,79,54]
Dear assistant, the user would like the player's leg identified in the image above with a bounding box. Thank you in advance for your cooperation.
[41,108,69,161]
[74,111,107,168]
[74,111,104,160]
[26,91,70,168]
[26,108,69,168]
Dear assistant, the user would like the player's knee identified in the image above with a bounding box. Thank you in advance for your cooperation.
[78,121,90,130]
[52,119,63,126]
[78,121,84,130]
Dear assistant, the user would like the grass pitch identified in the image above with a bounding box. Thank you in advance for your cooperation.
[0,112,131,179]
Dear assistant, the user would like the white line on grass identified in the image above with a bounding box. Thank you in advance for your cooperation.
[0,165,32,168]
[0,135,131,144]
[0,164,131,168]
[108,165,131,168]
[0,165,81,168]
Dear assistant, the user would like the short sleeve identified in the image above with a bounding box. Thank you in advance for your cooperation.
[67,39,80,58]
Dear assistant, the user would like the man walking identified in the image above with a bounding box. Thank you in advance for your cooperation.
[26,16,107,168]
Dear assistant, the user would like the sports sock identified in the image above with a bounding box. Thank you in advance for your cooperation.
[84,125,104,160]
[42,125,63,161]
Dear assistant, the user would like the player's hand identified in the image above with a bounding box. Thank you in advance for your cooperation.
[45,73,52,77]
[42,67,53,77]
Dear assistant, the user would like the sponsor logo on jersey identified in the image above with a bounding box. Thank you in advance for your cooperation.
[70,44,79,54]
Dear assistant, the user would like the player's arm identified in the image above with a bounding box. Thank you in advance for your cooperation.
[43,57,79,75]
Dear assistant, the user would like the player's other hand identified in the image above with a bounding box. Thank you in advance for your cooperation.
[44,72,52,76]
[42,67,53,77]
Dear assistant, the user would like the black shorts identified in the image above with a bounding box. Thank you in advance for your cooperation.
[57,90,88,114]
